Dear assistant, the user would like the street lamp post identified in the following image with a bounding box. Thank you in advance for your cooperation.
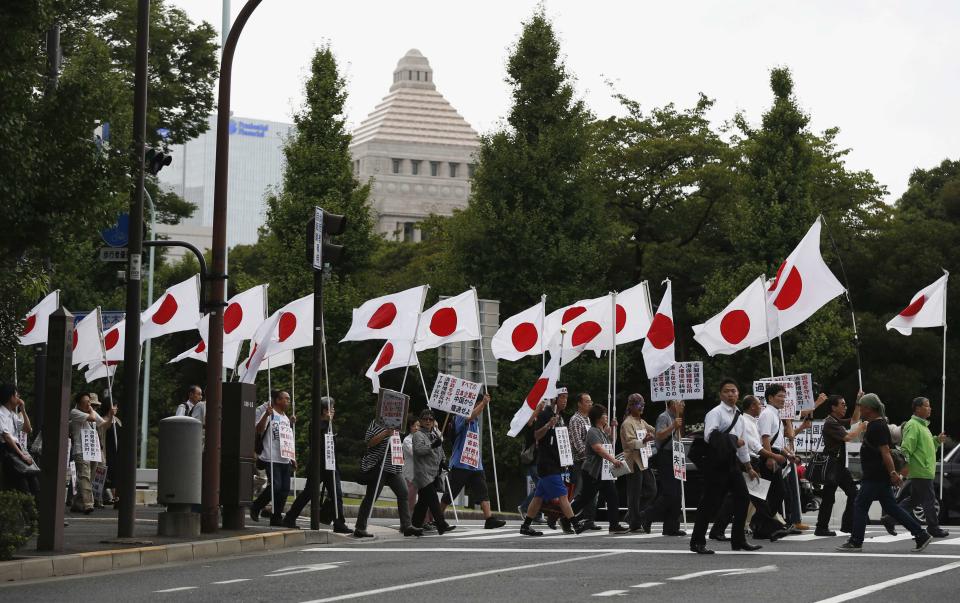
[140,189,156,469]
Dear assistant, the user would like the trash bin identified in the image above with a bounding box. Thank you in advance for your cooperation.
[157,415,202,536]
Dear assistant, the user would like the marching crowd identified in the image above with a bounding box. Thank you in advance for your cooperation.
[1,377,951,555]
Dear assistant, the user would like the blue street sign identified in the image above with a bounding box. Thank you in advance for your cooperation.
[101,213,130,247]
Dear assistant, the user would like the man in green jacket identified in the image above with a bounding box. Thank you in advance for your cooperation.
[889,397,949,538]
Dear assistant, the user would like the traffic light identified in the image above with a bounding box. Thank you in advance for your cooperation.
[145,148,172,175]
[306,208,347,268]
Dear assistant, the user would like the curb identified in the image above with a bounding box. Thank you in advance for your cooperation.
[0,529,330,584]
[341,505,502,521]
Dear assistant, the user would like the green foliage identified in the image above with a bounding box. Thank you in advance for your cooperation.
[0,490,37,561]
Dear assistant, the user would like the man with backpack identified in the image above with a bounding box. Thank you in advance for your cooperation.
[249,390,296,526]
[689,379,762,554]
[175,385,205,422]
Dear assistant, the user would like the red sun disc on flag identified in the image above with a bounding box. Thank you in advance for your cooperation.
[511,322,538,352]
[899,295,926,317]
[374,343,395,371]
[647,313,674,349]
[246,344,257,368]
[430,308,457,337]
[571,321,602,347]
[525,378,549,409]
[72,330,79,351]
[152,294,179,325]
[561,306,587,324]
[195,341,206,353]
[769,262,787,291]
[104,329,120,351]
[367,302,397,329]
[719,310,751,344]
[223,302,243,334]
[772,267,802,310]
[615,305,626,333]
[22,314,36,336]
[278,312,297,342]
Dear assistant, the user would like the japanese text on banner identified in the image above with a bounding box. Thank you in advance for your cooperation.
[324,435,336,470]
[92,464,107,498]
[555,426,574,467]
[758,373,815,411]
[278,423,296,461]
[601,443,614,480]
[650,362,704,401]
[753,379,798,418]
[672,438,687,481]
[460,429,481,468]
[81,428,102,462]
[389,433,404,466]
[377,389,409,431]
[428,373,482,418]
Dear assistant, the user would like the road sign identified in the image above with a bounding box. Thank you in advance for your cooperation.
[100,213,129,247]
[99,247,128,262]
[312,206,323,269]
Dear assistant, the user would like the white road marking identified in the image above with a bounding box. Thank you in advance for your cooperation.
[862,533,914,544]
[267,562,347,576]
[669,565,777,581]
[593,590,628,597]
[780,534,830,542]
[617,534,663,540]
[301,546,960,560]
[298,551,618,602]
[813,560,960,602]
[212,579,251,585]
[935,537,960,546]
[154,587,198,593]
[630,582,665,588]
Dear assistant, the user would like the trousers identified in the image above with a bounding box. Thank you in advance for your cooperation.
[285,466,346,525]
[850,479,923,545]
[412,483,445,528]
[252,461,291,520]
[645,451,683,533]
[571,471,621,525]
[692,461,749,547]
[816,463,857,532]
[624,467,657,528]
[355,470,410,531]
[896,477,941,532]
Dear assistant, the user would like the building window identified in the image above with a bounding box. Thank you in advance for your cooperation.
[449,162,459,178]
[408,70,412,80]
[430,161,440,177]
[392,158,402,174]
[468,163,476,178]
[411,160,421,175]
[403,222,415,242]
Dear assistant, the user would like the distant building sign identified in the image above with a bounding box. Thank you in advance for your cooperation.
[228,119,269,138]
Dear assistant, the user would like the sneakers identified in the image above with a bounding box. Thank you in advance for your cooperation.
[560,517,575,534]
[880,515,897,536]
[912,532,932,553]
[484,517,506,529]
[835,541,862,552]
[520,523,543,536]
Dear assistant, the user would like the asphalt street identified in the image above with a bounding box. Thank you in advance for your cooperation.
[5,517,960,602]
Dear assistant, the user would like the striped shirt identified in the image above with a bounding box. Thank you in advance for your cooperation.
[360,420,401,474]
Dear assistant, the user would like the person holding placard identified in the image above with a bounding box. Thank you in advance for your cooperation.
[519,394,585,536]
[410,410,456,535]
[571,404,629,533]
[620,393,657,533]
[354,416,419,538]
[250,390,296,527]
[815,394,865,536]
[645,399,686,536]
[440,393,506,529]
[69,392,114,514]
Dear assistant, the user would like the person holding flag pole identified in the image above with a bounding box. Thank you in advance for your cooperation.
[470,286,502,512]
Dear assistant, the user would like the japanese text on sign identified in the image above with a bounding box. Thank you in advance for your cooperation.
[460,429,481,468]
[389,433,404,466]
[429,373,482,418]
[601,443,614,481]
[92,464,107,498]
[650,362,704,401]
[792,419,825,452]
[672,438,687,481]
[555,426,574,467]
[753,379,798,418]
[278,422,296,460]
[81,428,102,462]
[377,389,410,431]
[759,373,814,411]
[324,435,336,470]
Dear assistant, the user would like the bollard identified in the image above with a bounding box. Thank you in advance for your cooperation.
[157,415,202,537]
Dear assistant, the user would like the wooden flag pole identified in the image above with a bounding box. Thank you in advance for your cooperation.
[471,286,500,512]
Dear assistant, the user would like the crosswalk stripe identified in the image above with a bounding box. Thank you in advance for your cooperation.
[780,534,830,542]
[863,533,914,543]
[934,536,960,546]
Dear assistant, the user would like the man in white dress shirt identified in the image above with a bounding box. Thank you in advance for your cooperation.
[758,383,799,531]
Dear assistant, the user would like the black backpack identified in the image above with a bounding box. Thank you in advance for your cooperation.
[688,410,740,469]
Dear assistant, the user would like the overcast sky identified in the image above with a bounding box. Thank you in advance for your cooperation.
[169,0,960,201]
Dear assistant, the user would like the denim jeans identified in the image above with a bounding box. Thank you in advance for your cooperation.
[850,478,923,545]
[253,461,291,521]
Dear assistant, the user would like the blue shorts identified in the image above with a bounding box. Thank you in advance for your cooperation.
[533,474,567,501]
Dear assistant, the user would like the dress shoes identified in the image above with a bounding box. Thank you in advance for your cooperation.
[732,542,763,552]
[769,529,790,542]
[814,528,837,537]
[352,529,374,538]
[709,531,730,542]
[663,530,687,537]
[690,543,715,554]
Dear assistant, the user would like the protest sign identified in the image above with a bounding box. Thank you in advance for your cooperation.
[650,361,704,401]
[758,373,815,411]
[635,428,654,466]
[377,389,410,431]
[428,373,483,418]
[601,443,614,480]
[389,433,404,466]
[555,426,574,467]
[81,428,102,462]
[672,438,687,481]
[69,461,78,495]
[324,435,336,470]
[793,419,825,452]
[753,379,798,418]
[92,464,107,498]
[278,422,296,460]
[460,429,481,469]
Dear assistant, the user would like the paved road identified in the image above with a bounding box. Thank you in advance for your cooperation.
[5,518,960,602]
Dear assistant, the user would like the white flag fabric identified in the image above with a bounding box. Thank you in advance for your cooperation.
[415,289,482,352]
[492,299,546,361]
[365,339,418,393]
[72,309,104,366]
[886,272,948,335]
[235,348,294,380]
[169,338,242,365]
[765,218,845,337]
[140,275,202,342]
[587,282,654,352]
[693,276,770,356]
[268,293,313,354]
[544,295,612,366]
[642,280,676,378]
[222,284,268,343]
[19,290,59,345]
[102,320,126,362]
[84,361,117,383]
[508,352,561,437]
[240,312,282,384]
[341,285,426,342]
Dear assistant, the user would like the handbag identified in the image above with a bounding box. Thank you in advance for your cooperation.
[803,431,831,485]
[520,442,536,466]
[4,448,41,474]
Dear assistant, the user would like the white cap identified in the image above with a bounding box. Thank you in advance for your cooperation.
[556,387,568,395]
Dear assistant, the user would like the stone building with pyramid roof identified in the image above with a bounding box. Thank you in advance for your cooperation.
[350,49,480,241]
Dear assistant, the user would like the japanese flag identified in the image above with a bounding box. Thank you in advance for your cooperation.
[766,218,845,337]
[508,352,561,437]
[491,299,545,361]
[222,284,268,343]
[365,339,418,393]
[235,347,293,381]
[169,338,242,366]
[642,280,676,378]
[268,293,313,354]
[72,309,104,366]
[102,320,126,362]
[544,295,611,366]
[341,286,426,342]
[415,289,482,352]
[588,282,654,352]
[140,275,202,342]
[240,312,282,384]
[19,290,59,345]
[693,276,770,356]
[886,271,948,336]
[84,361,118,383]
